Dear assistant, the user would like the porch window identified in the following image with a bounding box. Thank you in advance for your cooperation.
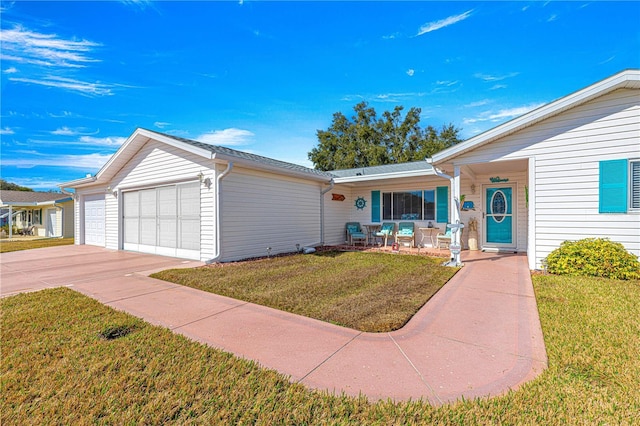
[382,190,435,221]
[33,209,42,225]
[631,160,640,210]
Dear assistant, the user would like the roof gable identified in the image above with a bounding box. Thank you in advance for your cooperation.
[431,69,640,165]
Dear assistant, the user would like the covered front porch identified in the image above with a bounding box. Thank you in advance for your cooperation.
[429,157,531,266]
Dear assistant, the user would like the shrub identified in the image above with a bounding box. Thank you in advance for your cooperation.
[545,238,640,280]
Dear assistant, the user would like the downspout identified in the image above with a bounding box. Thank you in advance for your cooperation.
[319,179,335,246]
[431,165,464,267]
[206,162,234,264]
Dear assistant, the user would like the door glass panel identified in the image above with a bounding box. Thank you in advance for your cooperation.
[491,190,506,223]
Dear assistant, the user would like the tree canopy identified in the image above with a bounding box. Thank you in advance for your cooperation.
[308,102,462,171]
[0,179,33,191]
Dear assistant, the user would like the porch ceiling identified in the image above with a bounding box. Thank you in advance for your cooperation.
[459,159,528,176]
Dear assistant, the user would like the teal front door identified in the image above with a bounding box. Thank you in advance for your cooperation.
[484,186,514,247]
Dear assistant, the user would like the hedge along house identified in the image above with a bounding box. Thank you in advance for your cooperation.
[60,69,639,267]
[429,69,640,269]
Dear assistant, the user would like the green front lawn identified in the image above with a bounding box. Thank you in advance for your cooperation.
[151,251,457,332]
[0,237,74,253]
[1,274,638,424]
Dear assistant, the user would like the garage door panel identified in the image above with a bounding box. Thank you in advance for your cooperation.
[84,194,105,247]
[122,182,200,260]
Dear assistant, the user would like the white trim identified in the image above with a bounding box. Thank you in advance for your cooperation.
[333,169,435,184]
[527,157,537,269]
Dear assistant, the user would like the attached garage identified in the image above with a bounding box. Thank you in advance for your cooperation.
[83,194,105,247]
[122,181,201,260]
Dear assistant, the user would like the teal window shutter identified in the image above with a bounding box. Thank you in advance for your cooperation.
[599,159,628,213]
[371,191,381,222]
[436,186,449,223]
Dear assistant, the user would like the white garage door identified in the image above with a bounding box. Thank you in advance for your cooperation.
[84,194,105,247]
[122,182,200,260]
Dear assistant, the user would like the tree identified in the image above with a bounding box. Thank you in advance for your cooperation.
[308,102,462,171]
[0,179,33,191]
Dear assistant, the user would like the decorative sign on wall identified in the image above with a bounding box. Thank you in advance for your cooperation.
[332,193,346,201]
[354,196,367,210]
[490,176,509,183]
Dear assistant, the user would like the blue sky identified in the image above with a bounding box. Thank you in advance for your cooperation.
[1,1,639,191]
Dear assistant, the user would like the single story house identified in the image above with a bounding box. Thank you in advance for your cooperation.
[0,190,74,238]
[61,69,639,269]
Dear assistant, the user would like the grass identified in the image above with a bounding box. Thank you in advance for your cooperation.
[0,237,74,253]
[1,274,638,424]
[151,251,458,332]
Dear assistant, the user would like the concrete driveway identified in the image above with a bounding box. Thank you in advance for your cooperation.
[1,245,201,297]
[1,245,547,404]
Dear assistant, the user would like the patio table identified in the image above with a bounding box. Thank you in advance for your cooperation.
[361,223,382,245]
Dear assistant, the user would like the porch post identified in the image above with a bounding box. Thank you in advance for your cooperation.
[452,165,462,245]
[8,206,12,238]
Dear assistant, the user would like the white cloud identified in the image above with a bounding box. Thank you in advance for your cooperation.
[1,152,111,169]
[490,84,508,90]
[406,69,415,77]
[51,126,77,136]
[547,14,558,22]
[9,76,114,96]
[3,67,18,74]
[474,72,520,82]
[197,128,255,146]
[0,25,100,68]
[464,99,490,108]
[0,127,15,135]
[79,135,126,146]
[154,121,171,129]
[417,10,473,36]
[463,103,546,125]
[436,80,458,86]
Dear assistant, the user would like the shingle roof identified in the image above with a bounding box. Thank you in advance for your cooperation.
[329,161,433,178]
[0,190,71,204]
[146,130,334,180]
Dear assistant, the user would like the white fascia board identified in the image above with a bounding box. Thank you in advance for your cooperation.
[211,153,332,182]
[136,129,215,160]
[58,176,96,189]
[432,69,640,164]
[333,169,436,184]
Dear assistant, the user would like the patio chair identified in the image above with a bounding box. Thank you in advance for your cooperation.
[345,222,367,246]
[19,225,35,236]
[395,222,415,248]
[436,227,452,249]
[374,222,395,246]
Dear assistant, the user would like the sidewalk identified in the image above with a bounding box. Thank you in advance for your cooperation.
[1,246,547,403]
[75,251,547,403]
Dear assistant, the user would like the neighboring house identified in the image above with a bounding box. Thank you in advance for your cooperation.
[0,190,74,238]
[60,69,639,269]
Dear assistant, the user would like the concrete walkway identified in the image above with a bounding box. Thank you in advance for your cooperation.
[1,245,547,404]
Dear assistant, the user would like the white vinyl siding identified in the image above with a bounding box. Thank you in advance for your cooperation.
[449,88,640,267]
[220,166,322,261]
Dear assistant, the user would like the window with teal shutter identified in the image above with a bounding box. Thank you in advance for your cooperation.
[436,186,449,223]
[599,159,628,213]
[371,191,380,222]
